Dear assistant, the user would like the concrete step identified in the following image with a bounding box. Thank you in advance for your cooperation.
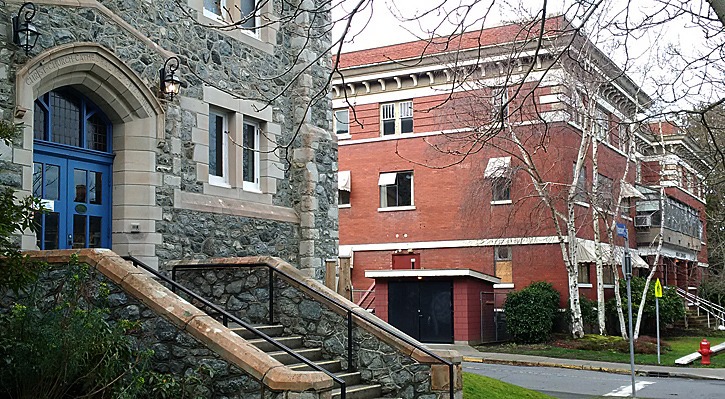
[335,371,362,386]
[246,336,304,352]
[289,359,343,373]
[270,347,323,364]
[332,384,382,399]
[229,324,285,339]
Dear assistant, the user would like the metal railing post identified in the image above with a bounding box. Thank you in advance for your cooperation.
[449,364,454,399]
[347,310,353,372]
[269,269,274,324]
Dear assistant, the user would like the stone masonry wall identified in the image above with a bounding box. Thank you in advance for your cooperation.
[175,266,455,399]
[0,265,281,399]
[0,0,338,275]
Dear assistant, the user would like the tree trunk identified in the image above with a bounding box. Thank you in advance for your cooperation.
[591,139,607,334]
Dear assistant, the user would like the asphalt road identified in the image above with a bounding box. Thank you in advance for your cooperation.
[463,362,725,398]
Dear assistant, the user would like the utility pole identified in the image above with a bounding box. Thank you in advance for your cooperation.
[618,222,636,398]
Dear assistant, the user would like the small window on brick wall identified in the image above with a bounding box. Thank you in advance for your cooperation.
[494,246,512,283]
[380,101,413,136]
[578,263,591,284]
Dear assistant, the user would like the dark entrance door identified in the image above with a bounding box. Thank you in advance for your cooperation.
[388,280,453,343]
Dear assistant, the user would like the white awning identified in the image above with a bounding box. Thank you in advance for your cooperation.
[378,172,397,186]
[576,239,649,268]
[338,171,351,191]
[620,181,646,199]
[484,156,511,179]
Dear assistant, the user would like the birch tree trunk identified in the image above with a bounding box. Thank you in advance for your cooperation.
[633,186,666,339]
[591,138,607,334]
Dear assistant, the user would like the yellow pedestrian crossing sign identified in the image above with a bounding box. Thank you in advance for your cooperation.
[654,278,663,298]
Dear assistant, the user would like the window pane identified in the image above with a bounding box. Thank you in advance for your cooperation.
[49,90,81,147]
[335,110,349,135]
[89,171,102,205]
[34,102,46,140]
[89,216,102,248]
[209,113,224,177]
[243,123,256,184]
[577,264,590,284]
[400,117,413,133]
[33,163,42,198]
[240,0,256,29]
[382,120,395,135]
[45,164,60,201]
[204,0,222,14]
[74,169,87,203]
[399,101,413,118]
[386,185,398,207]
[73,214,87,248]
[44,212,59,250]
[339,190,350,205]
[493,178,511,201]
[397,172,412,206]
[381,103,395,120]
[86,113,108,152]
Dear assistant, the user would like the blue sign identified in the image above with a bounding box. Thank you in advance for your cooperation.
[616,223,628,239]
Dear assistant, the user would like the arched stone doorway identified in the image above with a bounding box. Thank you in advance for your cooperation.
[15,43,165,268]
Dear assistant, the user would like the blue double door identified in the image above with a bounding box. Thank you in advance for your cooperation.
[33,151,112,250]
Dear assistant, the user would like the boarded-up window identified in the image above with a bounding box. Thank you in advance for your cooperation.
[494,246,512,283]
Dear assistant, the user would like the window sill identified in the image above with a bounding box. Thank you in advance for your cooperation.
[243,186,263,194]
[378,205,416,212]
[336,133,352,140]
[574,201,590,208]
[493,283,514,289]
[578,283,593,288]
[603,284,615,289]
[490,200,512,205]
[338,204,351,209]
[208,179,231,189]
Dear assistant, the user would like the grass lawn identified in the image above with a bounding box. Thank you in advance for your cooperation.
[477,334,725,367]
[463,372,554,399]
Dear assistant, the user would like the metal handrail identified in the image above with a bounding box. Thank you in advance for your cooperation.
[171,261,456,399]
[121,256,346,399]
[676,287,725,328]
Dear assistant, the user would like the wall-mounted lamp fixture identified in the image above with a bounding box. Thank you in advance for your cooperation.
[12,2,40,55]
[159,56,181,99]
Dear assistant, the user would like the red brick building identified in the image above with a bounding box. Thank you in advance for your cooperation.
[333,17,707,343]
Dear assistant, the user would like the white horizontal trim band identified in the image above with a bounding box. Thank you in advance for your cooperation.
[340,236,564,253]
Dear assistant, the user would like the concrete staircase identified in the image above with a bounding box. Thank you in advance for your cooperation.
[674,309,713,330]
[230,323,389,399]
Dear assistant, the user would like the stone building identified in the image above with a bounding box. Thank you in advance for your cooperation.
[0,0,337,276]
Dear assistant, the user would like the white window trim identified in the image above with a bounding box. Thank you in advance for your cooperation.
[380,100,413,136]
[490,199,512,205]
[578,283,593,288]
[242,118,261,192]
[493,283,514,289]
[338,203,351,209]
[203,0,260,38]
[603,284,615,289]
[334,109,350,136]
[378,205,416,212]
[209,108,230,187]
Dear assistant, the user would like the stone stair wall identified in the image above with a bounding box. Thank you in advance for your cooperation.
[169,256,463,399]
[17,249,333,399]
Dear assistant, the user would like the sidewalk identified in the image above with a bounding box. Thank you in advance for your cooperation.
[427,343,725,381]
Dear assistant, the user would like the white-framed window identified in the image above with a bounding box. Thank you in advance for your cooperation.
[204,0,258,36]
[379,171,413,208]
[484,157,512,203]
[492,86,509,120]
[334,109,349,136]
[209,107,230,186]
[578,263,591,284]
[380,101,413,136]
[242,118,261,192]
[602,265,615,286]
[573,164,587,203]
[338,170,351,207]
[494,246,512,283]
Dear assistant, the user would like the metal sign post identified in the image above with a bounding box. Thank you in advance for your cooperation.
[617,222,636,398]
[655,278,663,364]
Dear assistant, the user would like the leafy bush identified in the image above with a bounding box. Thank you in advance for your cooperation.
[552,334,669,354]
[504,281,560,343]
[578,296,599,326]
[607,276,686,332]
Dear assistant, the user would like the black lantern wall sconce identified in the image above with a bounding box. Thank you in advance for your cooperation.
[159,56,182,99]
[12,2,40,55]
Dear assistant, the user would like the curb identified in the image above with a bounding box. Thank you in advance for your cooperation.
[461,356,725,381]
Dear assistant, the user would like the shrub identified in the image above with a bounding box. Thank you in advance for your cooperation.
[578,295,599,326]
[504,281,560,343]
[620,276,686,326]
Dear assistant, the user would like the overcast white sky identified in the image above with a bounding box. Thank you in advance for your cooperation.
[330,0,723,111]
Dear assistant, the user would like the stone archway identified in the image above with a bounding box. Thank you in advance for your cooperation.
[15,43,165,268]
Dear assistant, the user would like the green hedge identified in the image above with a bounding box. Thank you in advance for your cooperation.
[504,282,560,343]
